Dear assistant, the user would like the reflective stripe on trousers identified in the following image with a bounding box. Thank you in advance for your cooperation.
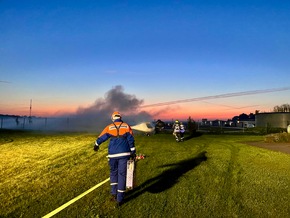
[109,157,129,202]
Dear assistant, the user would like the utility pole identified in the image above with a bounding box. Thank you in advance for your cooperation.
[30,99,32,117]
[29,99,32,124]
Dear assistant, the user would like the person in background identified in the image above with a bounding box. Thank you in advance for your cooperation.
[180,122,185,141]
[172,120,181,142]
[94,111,136,206]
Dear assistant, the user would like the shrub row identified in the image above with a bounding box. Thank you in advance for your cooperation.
[264,132,290,143]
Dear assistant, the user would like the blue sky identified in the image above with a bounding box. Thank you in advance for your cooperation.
[1,0,290,120]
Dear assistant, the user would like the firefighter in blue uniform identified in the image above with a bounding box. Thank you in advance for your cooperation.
[94,111,136,206]
[180,122,185,141]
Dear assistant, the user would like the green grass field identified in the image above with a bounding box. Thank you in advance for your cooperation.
[0,130,290,217]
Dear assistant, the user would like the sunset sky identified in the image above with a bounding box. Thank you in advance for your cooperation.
[1,0,290,121]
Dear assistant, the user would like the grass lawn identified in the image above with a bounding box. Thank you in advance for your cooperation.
[0,130,290,217]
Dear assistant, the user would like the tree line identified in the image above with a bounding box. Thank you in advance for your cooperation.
[273,104,290,112]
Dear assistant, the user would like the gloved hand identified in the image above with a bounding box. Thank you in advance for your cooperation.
[130,152,136,160]
[94,142,99,151]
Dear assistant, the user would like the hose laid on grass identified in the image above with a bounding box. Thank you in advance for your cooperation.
[42,177,110,218]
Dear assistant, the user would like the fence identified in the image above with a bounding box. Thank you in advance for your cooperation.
[0,116,94,132]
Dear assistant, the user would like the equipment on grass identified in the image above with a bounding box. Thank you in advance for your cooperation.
[136,154,145,160]
[131,122,155,135]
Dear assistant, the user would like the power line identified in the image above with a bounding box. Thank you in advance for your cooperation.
[140,87,290,108]
[200,100,260,110]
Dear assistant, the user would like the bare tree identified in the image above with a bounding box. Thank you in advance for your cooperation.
[273,104,290,112]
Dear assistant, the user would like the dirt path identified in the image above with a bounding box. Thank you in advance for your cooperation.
[246,141,290,155]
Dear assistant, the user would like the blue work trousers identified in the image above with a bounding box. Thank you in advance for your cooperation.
[109,157,129,202]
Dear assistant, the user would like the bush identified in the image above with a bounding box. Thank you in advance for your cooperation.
[187,117,197,135]
[264,132,290,143]
[245,127,287,135]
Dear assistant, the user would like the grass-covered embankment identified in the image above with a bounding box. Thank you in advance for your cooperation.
[0,130,289,217]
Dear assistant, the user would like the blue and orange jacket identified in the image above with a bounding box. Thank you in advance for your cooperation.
[96,119,136,159]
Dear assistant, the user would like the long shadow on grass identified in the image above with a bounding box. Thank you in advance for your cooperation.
[125,151,207,202]
[184,131,203,141]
